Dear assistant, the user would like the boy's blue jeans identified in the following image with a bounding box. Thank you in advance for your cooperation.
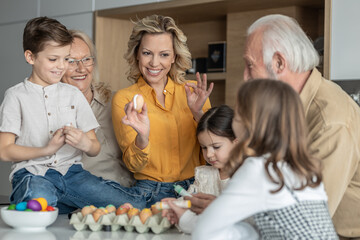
[10,164,193,214]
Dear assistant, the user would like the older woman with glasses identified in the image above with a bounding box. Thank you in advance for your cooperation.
[62,30,135,187]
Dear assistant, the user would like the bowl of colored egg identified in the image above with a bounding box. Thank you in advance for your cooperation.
[0,198,58,231]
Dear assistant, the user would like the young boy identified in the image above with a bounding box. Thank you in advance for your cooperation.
[0,17,142,214]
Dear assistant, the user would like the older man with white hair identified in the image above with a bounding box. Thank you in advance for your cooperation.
[190,14,359,239]
[241,14,360,239]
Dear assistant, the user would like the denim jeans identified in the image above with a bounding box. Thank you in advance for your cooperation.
[11,164,194,214]
[133,177,194,208]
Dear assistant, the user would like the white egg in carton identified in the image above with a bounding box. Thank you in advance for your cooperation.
[69,211,171,234]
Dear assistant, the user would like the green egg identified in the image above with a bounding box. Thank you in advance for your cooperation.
[24,208,33,212]
[7,204,16,210]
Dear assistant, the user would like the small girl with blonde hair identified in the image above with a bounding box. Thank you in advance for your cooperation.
[193,79,338,240]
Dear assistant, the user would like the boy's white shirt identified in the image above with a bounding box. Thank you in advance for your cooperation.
[0,78,99,181]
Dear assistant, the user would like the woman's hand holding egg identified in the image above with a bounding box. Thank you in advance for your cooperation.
[122,94,150,150]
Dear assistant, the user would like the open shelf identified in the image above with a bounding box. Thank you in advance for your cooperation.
[185,72,226,82]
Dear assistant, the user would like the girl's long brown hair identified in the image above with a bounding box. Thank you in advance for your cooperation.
[225,79,322,193]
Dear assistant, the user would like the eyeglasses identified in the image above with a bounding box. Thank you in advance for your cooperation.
[66,56,95,69]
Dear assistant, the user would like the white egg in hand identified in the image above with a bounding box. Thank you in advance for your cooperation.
[133,94,144,112]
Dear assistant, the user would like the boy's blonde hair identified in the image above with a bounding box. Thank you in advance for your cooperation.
[124,15,192,84]
[226,79,322,193]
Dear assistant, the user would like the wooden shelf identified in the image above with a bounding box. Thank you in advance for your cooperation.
[186,72,226,81]
[96,0,323,24]
[185,73,226,107]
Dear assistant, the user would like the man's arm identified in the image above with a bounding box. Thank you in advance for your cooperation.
[310,124,359,216]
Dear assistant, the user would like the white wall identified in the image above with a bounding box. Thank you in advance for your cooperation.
[0,0,169,196]
[330,0,360,80]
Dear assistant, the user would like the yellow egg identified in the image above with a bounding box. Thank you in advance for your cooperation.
[127,208,139,219]
[35,198,48,211]
[140,208,153,224]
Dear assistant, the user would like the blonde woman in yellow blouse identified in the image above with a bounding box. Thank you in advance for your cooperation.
[112,15,213,208]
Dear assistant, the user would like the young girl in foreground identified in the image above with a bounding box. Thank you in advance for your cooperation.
[193,79,338,240]
[163,105,258,238]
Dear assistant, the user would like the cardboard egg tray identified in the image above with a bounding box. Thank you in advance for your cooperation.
[69,212,171,234]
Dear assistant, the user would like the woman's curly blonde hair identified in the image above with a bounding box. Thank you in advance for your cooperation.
[124,15,192,84]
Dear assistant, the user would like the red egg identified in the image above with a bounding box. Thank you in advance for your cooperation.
[46,206,55,211]
[27,200,42,211]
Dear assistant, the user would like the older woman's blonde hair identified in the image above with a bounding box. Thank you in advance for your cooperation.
[124,15,192,84]
[69,30,112,103]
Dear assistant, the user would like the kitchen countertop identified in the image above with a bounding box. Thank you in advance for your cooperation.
[0,207,191,240]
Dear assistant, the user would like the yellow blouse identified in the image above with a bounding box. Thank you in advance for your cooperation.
[112,76,210,182]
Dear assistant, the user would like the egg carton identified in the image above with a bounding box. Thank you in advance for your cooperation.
[69,212,171,234]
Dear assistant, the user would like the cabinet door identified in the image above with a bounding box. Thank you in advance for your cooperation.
[95,17,134,90]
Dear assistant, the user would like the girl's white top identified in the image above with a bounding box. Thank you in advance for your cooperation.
[187,165,229,196]
[192,156,328,240]
[178,165,228,233]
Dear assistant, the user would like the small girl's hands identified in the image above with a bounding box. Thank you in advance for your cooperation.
[62,125,92,152]
[161,198,179,224]
[46,128,65,155]
[161,198,175,218]
[161,199,186,225]
[168,201,187,224]
[164,208,179,225]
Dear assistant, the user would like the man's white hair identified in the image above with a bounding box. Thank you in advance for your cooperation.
[247,14,319,73]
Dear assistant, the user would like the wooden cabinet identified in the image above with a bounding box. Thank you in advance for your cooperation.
[95,0,328,107]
